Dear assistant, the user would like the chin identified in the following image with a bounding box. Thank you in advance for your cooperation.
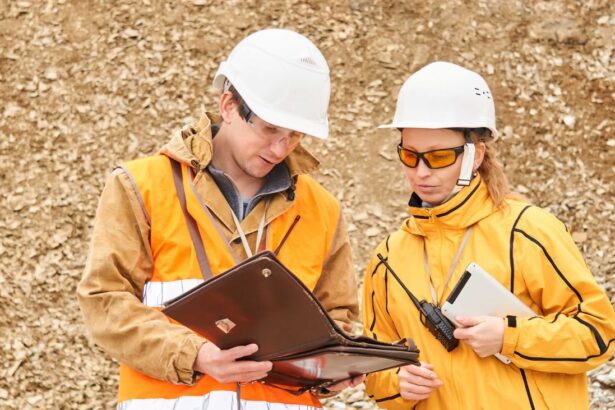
[417,193,448,206]
[247,166,273,179]
[240,160,268,177]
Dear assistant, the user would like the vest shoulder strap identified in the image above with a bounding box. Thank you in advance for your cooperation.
[169,158,212,280]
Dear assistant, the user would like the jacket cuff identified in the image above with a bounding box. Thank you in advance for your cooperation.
[500,315,521,357]
[365,367,409,409]
[175,335,208,385]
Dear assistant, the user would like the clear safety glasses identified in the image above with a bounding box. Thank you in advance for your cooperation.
[239,102,304,146]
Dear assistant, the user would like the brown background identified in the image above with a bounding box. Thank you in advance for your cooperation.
[1,0,614,408]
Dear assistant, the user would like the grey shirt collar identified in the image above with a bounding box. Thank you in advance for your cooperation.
[207,163,292,220]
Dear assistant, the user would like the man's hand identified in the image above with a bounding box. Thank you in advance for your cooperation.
[193,342,272,383]
[453,316,504,358]
[398,362,443,401]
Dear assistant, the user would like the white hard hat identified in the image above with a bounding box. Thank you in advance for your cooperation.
[213,28,331,139]
[380,61,498,139]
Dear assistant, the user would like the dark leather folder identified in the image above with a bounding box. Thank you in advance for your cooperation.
[162,251,419,391]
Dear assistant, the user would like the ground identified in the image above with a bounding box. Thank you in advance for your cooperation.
[0,0,614,409]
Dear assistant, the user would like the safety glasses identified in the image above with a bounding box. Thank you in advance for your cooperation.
[238,101,304,146]
[246,114,304,146]
[397,145,465,169]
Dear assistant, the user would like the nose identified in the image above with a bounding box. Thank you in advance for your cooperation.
[268,139,291,159]
[415,158,432,177]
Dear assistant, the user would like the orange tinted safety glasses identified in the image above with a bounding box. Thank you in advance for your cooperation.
[397,144,465,169]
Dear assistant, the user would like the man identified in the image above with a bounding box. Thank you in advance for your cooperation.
[78,29,361,409]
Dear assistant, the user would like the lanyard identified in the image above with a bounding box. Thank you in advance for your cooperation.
[423,227,473,306]
[230,200,269,258]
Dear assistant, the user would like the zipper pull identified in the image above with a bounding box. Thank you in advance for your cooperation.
[426,208,434,222]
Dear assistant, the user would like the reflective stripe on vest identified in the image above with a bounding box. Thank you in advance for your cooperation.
[117,390,321,410]
[143,279,204,308]
[118,155,340,407]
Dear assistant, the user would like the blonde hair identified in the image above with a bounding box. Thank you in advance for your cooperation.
[469,130,526,207]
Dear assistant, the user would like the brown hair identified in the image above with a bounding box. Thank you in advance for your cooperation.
[227,84,242,103]
[226,83,253,121]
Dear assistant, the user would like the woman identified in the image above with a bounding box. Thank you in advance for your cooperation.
[362,61,615,409]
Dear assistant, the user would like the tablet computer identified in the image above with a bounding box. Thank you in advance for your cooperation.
[441,262,536,364]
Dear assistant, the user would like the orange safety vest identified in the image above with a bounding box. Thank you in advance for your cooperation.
[116,155,341,409]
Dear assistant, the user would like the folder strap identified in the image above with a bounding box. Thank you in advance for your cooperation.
[170,159,212,280]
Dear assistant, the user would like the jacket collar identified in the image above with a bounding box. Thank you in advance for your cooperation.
[158,113,323,239]
[402,175,498,236]
[159,112,321,178]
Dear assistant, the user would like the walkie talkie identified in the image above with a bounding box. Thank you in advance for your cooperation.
[377,254,459,352]
[417,300,458,352]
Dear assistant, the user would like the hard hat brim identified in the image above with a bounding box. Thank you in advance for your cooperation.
[378,122,498,140]
[214,71,329,140]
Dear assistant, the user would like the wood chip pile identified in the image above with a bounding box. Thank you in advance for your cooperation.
[0,1,613,408]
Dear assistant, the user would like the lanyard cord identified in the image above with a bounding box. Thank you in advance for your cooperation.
[230,200,270,258]
[423,227,473,306]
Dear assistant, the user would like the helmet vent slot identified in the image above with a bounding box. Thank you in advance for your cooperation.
[474,87,491,99]
[299,56,317,66]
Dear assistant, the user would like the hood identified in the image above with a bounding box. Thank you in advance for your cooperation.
[402,175,499,236]
[158,112,321,178]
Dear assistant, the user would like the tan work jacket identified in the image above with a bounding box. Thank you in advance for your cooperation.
[77,113,359,392]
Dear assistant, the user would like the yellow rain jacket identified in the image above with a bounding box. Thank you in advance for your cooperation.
[363,176,615,410]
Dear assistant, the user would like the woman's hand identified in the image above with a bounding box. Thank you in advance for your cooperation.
[398,362,443,401]
[454,316,504,357]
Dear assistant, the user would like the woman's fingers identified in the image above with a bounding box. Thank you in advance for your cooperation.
[398,362,443,402]
[403,392,431,401]
[399,380,436,395]
[401,363,443,385]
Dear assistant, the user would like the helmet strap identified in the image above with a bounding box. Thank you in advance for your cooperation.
[456,142,475,187]
[238,102,253,122]
[223,78,231,91]
[224,78,254,122]
[455,129,475,188]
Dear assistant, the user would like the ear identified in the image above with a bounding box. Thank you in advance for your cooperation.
[473,141,486,171]
[218,91,237,124]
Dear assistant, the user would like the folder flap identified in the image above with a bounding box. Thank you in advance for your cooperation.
[163,252,338,359]
[267,348,419,390]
